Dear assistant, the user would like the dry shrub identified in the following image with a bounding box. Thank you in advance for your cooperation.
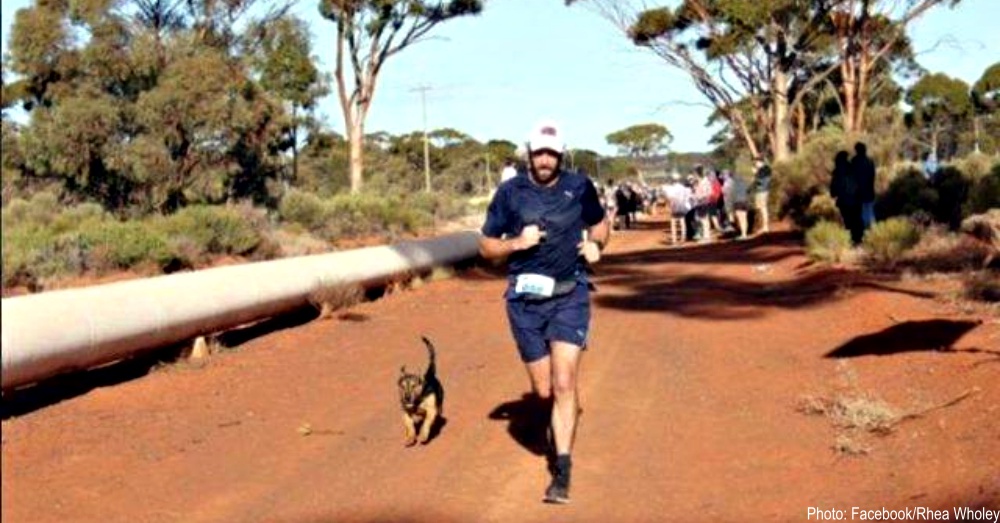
[862,217,921,269]
[804,193,842,229]
[309,280,364,319]
[964,271,1000,303]
[898,225,992,274]
[805,221,853,264]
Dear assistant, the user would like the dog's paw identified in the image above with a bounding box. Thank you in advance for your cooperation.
[404,437,417,447]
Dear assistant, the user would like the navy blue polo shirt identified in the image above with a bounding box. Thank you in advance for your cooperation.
[482,170,606,282]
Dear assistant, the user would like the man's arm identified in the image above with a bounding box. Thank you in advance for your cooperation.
[479,225,542,261]
[587,216,611,253]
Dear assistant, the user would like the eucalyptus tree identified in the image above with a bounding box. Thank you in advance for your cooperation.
[905,73,972,159]
[823,0,960,134]
[246,15,330,187]
[318,0,483,194]
[971,62,1000,154]
[605,123,672,158]
[6,0,297,213]
[568,0,841,162]
[567,0,959,161]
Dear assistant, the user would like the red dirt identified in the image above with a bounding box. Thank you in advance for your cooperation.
[2,220,998,523]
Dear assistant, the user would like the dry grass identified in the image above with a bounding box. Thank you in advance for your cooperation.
[799,387,981,456]
[899,226,993,274]
[428,266,456,282]
[964,271,1000,303]
[798,394,898,434]
[309,280,364,319]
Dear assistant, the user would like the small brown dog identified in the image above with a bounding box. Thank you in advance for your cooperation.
[398,336,444,446]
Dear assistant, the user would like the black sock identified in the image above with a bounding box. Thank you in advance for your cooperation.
[555,454,572,472]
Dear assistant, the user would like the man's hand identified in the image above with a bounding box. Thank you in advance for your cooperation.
[513,224,544,251]
[578,240,601,263]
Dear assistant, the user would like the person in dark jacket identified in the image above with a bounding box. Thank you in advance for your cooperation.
[831,150,863,245]
[851,142,877,232]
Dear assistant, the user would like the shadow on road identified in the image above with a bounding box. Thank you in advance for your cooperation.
[592,231,942,320]
[825,319,996,359]
[488,393,551,457]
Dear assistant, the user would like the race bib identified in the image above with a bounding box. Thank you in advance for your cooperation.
[514,273,555,298]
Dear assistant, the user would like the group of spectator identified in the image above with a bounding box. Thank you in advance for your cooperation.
[499,153,777,244]
[650,161,772,243]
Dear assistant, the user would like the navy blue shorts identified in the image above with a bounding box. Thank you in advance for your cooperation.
[505,282,591,363]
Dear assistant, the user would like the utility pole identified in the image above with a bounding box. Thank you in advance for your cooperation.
[411,84,433,192]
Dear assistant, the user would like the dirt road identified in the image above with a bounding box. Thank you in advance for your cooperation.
[3,223,998,522]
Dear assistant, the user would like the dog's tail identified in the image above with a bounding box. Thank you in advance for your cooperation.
[421,336,437,372]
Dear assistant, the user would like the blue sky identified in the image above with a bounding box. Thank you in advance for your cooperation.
[3,0,999,154]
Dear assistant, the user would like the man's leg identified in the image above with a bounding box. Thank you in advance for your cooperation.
[525,357,552,400]
[755,192,770,233]
[523,356,554,455]
[544,340,582,504]
[736,208,748,238]
[550,341,582,454]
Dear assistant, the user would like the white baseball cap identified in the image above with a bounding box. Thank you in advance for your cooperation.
[527,119,565,154]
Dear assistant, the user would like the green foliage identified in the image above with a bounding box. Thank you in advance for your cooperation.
[605,123,673,157]
[965,162,1000,215]
[158,205,266,257]
[321,193,431,239]
[803,193,841,229]
[771,128,845,228]
[279,189,329,231]
[877,168,938,219]
[972,62,1000,112]
[931,166,971,230]
[76,220,173,271]
[2,195,165,286]
[805,221,853,264]
[906,73,973,125]
[862,217,921,268]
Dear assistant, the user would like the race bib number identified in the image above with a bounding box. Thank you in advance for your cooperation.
[514,273,555,298]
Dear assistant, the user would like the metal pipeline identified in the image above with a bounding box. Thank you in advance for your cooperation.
[1,231,481,390]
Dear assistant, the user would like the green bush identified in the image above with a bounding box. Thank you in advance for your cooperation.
[877,168,938,219]
[964,162,1000,216]
[321,193,432,239]
[2,225,63,287]
[805,221,853,264]
[931,166,972,230]
[2,199,115,286]
[159,205,263,256]
[862,217,921,268]
[803,193,841,229]
[278,189,328,232]
[2,191,61,227]
[76,220,173,271]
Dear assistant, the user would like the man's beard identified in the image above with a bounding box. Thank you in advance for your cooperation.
[529,163,560,186]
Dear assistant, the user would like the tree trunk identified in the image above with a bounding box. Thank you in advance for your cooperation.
[842,56,859,134]
[931,125,940,160]
[349,117,364,194]
[773,68,791,162]
[973,114,982,154]
[733,110,761,161]
[795,101,806,153]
